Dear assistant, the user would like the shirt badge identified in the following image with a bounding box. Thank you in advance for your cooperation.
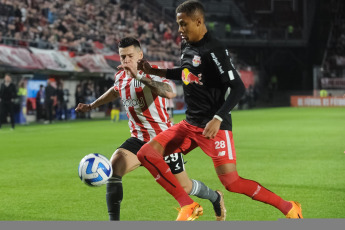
[192,55,201,67]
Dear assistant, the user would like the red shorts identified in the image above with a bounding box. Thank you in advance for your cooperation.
[154,120,237,167]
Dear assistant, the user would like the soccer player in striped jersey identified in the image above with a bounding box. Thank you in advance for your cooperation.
[136,0,303,221]
[75,37,226,221]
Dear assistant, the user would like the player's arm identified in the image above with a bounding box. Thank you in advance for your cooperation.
[137,59,183,80]
[75,87,119,112]
[140,77,176,99]
[123,62,176,99]
[203,47,245,139]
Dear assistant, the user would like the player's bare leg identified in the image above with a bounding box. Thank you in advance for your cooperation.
[106,148,141,221]
[111,148,141,176]
[216,163,302,219]
[175,171,226,221]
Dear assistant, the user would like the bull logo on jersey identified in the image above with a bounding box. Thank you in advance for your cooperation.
[192,55,201,67]
[182,68,203,85]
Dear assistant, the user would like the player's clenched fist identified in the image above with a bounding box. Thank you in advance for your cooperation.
[75,103,92,112]
[137,59,152,74]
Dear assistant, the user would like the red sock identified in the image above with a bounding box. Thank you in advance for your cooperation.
[218,171,292,215]
[137,143,193,207]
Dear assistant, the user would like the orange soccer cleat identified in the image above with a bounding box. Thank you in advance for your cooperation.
[176,202,203,221]
[285,201,303,219]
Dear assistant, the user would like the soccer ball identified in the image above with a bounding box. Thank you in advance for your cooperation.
[78,153,113,187]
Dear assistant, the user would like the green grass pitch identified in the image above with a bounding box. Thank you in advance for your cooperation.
[0,107,344,221]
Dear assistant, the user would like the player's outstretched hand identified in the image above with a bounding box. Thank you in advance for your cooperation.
[137,59,152,74]
[75,103,91,112]
[203,118,222,139]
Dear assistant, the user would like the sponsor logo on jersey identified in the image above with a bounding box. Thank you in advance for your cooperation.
[211,52,224,74]
[192,55,201,67]
[181,68,203,85]
[122,96,145,108]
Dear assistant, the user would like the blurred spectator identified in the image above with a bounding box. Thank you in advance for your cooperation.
[207,21,215,31]
[17,79,27,124]
[83,81,95,119]
[320,89,328,97]
[247,85,256,108]
[163,27,172,41]
[287,25,294,38]
[13,2,22,20]
[47,6,56,24]
[36,84,45,122]
[56,82,67,120]
[75,84,84,118]
[0,73,17,129]
[44,78,57,124]
[20,2,27,22]
[225,23,231,37]
[110,97,121,122]
[268,75,278,103]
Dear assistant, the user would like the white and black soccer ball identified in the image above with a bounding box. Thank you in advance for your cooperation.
[78,153,113,187]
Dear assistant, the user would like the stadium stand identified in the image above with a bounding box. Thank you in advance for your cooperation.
[0,0,181,64]
[314,0,345,98]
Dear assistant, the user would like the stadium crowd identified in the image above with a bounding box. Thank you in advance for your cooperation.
[0,0,181,64]
[323,19,345,77]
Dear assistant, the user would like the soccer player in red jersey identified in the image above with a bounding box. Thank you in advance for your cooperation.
[75,37,226,221]
[136,1,303,221]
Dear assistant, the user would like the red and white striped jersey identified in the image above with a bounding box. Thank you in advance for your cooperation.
[113,69,176,142]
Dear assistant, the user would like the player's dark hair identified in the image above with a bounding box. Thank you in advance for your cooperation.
[118,37,141,49]
[176,0,205,19]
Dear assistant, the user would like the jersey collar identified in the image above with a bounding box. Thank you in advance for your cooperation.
[189,32,210,47]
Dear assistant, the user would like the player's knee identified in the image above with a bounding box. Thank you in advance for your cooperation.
[111,149,141,176]
[137,144,150,163]
[110,151,127,176]
[137,142,163,162]
[218,171,241,192]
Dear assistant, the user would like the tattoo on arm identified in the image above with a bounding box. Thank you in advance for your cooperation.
[140,78,172,98]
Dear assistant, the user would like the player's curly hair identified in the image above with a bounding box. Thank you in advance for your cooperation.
[176,0,205,19]
[118,37,141,49]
